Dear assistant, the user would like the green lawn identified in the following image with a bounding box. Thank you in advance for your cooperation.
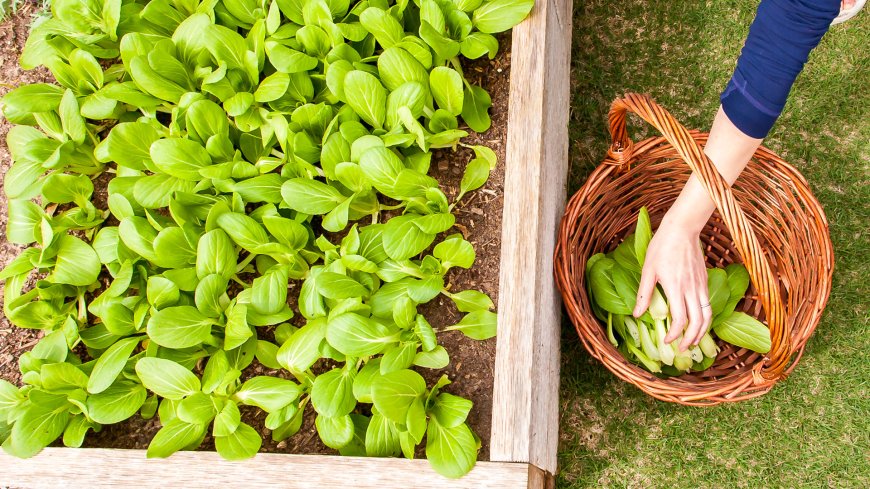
[560,1,869,487]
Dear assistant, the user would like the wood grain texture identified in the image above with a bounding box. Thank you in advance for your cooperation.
[0,448,539,488]
[489,0,572,474]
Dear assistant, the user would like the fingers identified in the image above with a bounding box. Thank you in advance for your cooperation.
[663,285,686,343]
[633,265,657,317]
[680,295,703,351]
[693,290,714,346]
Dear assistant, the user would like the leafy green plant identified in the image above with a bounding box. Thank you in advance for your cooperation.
[586,207,771,376]
[0,0,534,477]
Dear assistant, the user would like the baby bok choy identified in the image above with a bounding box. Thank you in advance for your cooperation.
[585,207,771,377]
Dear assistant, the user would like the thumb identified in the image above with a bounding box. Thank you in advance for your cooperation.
[633,266,656,317]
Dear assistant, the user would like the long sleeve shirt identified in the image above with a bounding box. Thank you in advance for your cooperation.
[720,0,840,138]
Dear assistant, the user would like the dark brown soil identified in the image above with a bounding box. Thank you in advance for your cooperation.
[0,8,510,462]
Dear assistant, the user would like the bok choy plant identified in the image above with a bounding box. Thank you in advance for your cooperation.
[0,0,535,478]
[586,207,772,377]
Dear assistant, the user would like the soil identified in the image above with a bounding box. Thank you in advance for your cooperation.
[0,8,511,462]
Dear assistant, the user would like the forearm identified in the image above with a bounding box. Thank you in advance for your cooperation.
[664,0,838,234]
[662,107,761,234]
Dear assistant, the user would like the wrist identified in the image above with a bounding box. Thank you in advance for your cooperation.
[660,209,708,237]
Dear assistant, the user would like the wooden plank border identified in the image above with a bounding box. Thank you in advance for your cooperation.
[0,1,572,486]
[490,0,573,475]
[0,448,551,488]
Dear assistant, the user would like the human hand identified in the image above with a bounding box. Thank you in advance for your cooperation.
[632,216,712,352]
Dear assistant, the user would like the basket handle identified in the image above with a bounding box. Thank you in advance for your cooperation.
[606,93,790,380]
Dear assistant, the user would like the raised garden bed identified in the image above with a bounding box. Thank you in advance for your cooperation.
[0,0,571,486]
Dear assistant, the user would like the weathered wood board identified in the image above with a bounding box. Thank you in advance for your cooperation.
[0,0,572,486]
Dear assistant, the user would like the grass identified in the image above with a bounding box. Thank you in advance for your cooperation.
[560,1,868,487]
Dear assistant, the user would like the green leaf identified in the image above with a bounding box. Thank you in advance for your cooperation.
[216,213,271,252]
[58,89,86,143]
[153,227,197,269]
[6,199,43,245]
[196,229,238,280]
[343,71,387,129]
[215,422,261,460]
[226,303,255,351]
[263,216,309,250]
[588,258,633,315]
[712,312,771,354]
[147,306,214,349]
[461,32,499,59]
[429,67,464,116]
[634,207,653,264]
[315,272,368,299]
[4,396,70,458]
[251,265,290,315]
[425,419,478,478]
[449,290,494,313]
[382,215,436,261]
[472,0,535,34]
[315,414,355,449]
[177,392,217,425]
[352,359,381,403]
[195,274,229,317]
[359,146,405,194]
[146,418,206,458]
[87,336,141,394]
[255,71,290,102]
[281,178,346,214]
[0,379,23,417]
[147,276,181,310]
[150,138,213,181]
[707,268,730,316]
[42,173,93,205]
[235,376,301,412]
[431,393,472,428]
[135,357,201,400]
[62,415,94,448]
[378,47,429,92]
[445,310,497,340]
[229,174,286,203]
[50,235,100,287]
[265,41,318,73]
[1,83,63,124]
[119,216,159,262]
[365,412,401,457]
[276,318,327,373]
[461,85,492,133]
[97,125,159,171]
[311,367,356,417]
[326,313,396,356]
[40,362,89,391]
[370,369,426,423]
[413,345,449,369]
[714,263,751,325]
[133,174,196,209]
[434,235,475,270]
[87,381,148,424]
[415,315,438,351]
[359,7,403,48]
[213,400,241,437]
[457,157,490,201]
[380,342,418,374]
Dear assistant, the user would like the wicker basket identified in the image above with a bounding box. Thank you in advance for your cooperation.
[554,93,834,405]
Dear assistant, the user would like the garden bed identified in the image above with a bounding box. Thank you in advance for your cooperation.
[0,0,571,486]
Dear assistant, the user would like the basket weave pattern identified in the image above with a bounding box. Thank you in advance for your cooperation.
[555,94,834,405]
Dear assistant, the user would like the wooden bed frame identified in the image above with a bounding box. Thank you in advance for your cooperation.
[0,0,572,486]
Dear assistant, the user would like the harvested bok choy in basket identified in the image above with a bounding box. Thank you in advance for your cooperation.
[585,207,772,377]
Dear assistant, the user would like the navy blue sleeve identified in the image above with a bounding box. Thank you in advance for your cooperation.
[720,0,839,138]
